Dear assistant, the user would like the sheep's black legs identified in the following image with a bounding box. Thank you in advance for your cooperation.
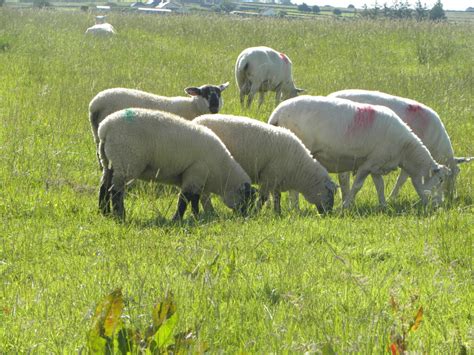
[111,188,125,221]
[99,168,113,215]
[173,191,199,221]
[273,191,281,215]
[190,193,200,217]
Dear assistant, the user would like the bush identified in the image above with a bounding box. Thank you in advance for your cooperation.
[333,8,342,15]
[297,3,311,12]
[312,5,320,14]
[429,0,446,21]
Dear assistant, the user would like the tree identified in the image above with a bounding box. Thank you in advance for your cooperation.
[414,0,428,21]
[312,5,320,13]
[333,8,341,15]
[429,0,446,20]
[297,2,311,12]
[348,4,355,9]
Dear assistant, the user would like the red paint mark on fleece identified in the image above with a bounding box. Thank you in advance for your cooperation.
[279,52,290,64]
[346,106,376,136]
[404,104,430,139]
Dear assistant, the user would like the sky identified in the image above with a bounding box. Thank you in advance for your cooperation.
[293,1,473,11]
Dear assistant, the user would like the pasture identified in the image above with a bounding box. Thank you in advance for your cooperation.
[0,8,473,352]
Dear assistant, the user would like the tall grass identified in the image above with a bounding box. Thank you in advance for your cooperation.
[0,9,472,352]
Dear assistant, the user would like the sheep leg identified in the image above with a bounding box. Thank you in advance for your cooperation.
[275,88,282,105]
[338,173,351,202]
[256,190,269,211]
[272,191,281,214]
[111,187,125,221]
[172,191,196,221]
[288,190,299,210]
[247,82,260,108]
[371,174,387,207]
[258,91,266,107]
[343,169,370,209]
[389,170,409,200]
[200,193,216,214]
[190,193,200,218]
[99,168,113,215]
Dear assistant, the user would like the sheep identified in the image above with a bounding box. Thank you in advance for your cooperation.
[328,89,473,201]
[89,82,229,166]
[85,16,116,36]
[98,108,255,221]
[235,46,304,108]
[193,114,337,214]
[268,95,451,208]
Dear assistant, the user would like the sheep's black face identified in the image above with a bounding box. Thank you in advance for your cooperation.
[316,179,336,215]
[185,82,229,114]
[237,183,257,216]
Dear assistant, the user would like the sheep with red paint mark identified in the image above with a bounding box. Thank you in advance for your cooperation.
[328,89,472,201]
[98,108,254,221]
[268,95,451,208]
[89,83,229,167]
[235,46,304,108]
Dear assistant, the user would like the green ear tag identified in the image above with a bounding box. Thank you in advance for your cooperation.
[124,109,135,122]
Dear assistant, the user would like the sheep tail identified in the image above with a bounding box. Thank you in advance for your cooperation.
[454,156,473,164]
[98,140,109,170]
[90,110,101,142]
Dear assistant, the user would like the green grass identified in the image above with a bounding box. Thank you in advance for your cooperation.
[0,9,473,353]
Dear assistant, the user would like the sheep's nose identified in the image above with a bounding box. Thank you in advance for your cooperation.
[209,106,219,114]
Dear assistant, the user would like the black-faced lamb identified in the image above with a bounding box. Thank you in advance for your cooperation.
[89,82,229,166]
[328,89,472,201]
[235,46,303,108]
[193,114,336,214]
[268,96,451,208]
[98,108,254,221]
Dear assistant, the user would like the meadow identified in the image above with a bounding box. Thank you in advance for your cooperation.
[0,8,473,353]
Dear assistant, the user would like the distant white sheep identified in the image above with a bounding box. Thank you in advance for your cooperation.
[194,114,336,214]
[85,16,116,36]
[329,89,473,201]
[235,46,303,108]
[268,96,451,208]
[98,108,254,221]
[89,82,229,166]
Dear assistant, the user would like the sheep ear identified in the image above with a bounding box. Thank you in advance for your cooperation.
[185,87,202,96]
[219,82,230,91]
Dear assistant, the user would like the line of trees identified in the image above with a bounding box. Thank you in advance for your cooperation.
[361,0,446,21]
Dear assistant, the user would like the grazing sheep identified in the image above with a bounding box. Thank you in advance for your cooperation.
[268,96,451,208]
[85,16,116,36]
[89,82,229,165]
[193,114,336,214]
[235,46,304,108]
[98,108,254,221]
[328,89,473,201]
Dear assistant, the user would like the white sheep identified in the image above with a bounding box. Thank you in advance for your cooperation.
[85,16,116,36]
[193,114,337,214]
[268,95,451,208]
[98,108,255,221]
[89,82,229,165]
[328,89,472,201]
[235,46,304,108]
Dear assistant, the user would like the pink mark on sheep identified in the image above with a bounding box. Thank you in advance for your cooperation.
[404,104,430,139]
[279,53,290,64]
[346,106,376,136]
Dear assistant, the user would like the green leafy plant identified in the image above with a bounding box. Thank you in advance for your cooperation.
[87,289,207,354]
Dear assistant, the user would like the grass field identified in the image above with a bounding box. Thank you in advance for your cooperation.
[0,8,473,353]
